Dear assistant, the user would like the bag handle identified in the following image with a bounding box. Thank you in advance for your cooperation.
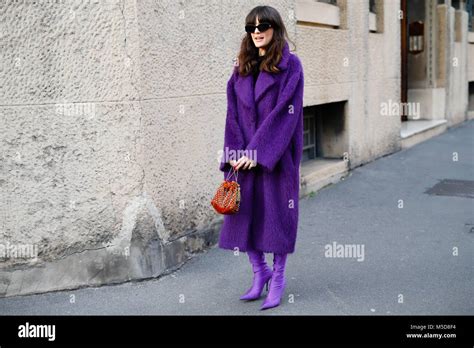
[226,165,239,182]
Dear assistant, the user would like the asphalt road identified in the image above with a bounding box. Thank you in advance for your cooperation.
[1,120,473,315]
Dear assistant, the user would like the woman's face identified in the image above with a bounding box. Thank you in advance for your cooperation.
[250,16,274,49]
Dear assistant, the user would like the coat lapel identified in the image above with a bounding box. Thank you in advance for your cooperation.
[234,73,255,110]
[254,72,277,104]
[234,41,292,109]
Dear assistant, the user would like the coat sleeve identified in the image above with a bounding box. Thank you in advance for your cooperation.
[219,69,245,172]
[245,56,304,172]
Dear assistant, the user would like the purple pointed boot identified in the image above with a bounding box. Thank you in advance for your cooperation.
[261,253,288,310]
[240,250,273,301]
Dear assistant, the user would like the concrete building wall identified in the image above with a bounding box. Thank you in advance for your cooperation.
[449,9,469,124]
[469,31,474,82]
[438,4,469,126]
[468,30,474,118]
[0,0,147,296]
[470,41,474,81]
[468,26,474,119]
[296,0,401,167]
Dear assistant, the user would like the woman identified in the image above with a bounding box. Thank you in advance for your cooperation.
[218,5,304,310]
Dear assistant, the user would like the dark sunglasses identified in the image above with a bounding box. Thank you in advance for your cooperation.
[245,22,272,33]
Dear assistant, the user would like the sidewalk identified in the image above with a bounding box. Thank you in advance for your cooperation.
[1,120,473,315]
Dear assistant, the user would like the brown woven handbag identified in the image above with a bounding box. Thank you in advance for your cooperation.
[211,166,241,215]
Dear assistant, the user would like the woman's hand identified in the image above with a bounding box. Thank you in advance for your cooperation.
[231,156,257,171]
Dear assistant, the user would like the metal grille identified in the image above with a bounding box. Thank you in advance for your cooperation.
[302,110,317,162]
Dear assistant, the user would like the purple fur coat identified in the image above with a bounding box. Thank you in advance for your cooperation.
[218,41,304,254]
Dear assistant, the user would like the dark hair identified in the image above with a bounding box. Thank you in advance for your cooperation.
[237,5,295,76]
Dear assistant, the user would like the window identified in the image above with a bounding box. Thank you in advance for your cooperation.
[467,0,474,32]
[369,0,381,32]
[296,0,342,29]
[369,0,376,13]
[469,83,474,114]
[302,102,347,163]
